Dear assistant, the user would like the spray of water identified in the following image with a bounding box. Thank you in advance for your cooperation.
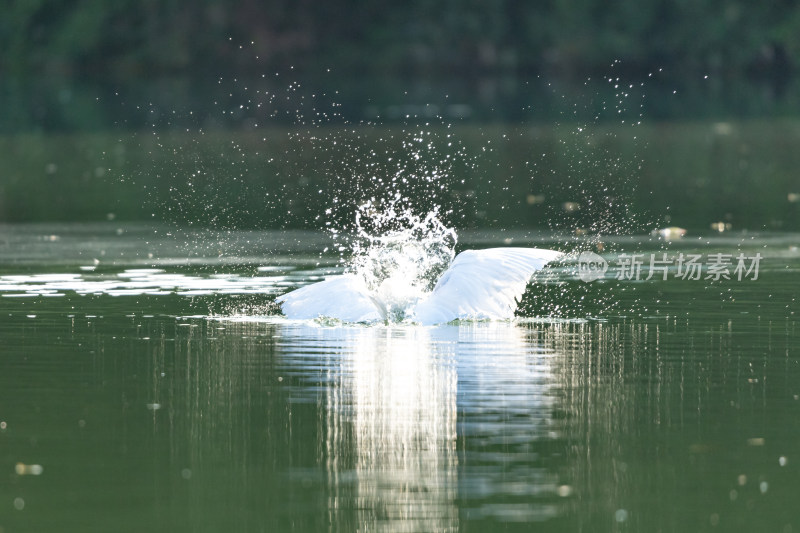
[115,52,660,321]
[341,197,456,322]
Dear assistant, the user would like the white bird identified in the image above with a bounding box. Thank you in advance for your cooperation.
[277,247,563,325]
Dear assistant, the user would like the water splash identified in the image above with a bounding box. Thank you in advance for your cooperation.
[343,197,457,322]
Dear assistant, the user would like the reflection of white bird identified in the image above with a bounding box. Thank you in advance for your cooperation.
[278,247,563,325]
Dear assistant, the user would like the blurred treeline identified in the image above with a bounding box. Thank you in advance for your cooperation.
[3,0,800,230]
[3,0,798,81]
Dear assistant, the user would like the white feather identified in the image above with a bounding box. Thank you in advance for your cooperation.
[412,248,563,324]
[278,247,563,325]
[277,274,385,322]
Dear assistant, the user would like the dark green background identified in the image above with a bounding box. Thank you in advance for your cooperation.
[2,1,800,231]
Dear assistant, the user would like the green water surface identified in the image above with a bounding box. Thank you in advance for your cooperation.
[1,224,798,532]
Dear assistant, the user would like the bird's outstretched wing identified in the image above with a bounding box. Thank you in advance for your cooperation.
[277,274,385,322]
[412,247,563,324]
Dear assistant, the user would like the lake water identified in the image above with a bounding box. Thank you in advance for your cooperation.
[1,223,799,532]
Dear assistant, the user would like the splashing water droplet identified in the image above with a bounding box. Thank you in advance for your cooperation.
[340,197,457,321]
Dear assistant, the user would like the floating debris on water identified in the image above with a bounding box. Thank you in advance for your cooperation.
[526,194,546,205]
[15,463,44,476]
[788,193,800,203]
[779,456,788,466]
[561,201,581,213]
[710,221,733,232]
[651,226,687,240]
[747,437,765,446]
[146,403,162,410]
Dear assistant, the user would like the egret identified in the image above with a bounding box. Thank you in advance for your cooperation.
[278,247,563,325]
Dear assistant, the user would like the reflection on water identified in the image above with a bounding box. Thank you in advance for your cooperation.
[2,304,800,532]
[286,326,459,531]
[451,324,561,523]
[135,318,571,531]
